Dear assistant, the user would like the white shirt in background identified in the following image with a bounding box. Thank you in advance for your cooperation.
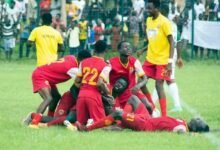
[194,3,205,20]
[67,27,80,48]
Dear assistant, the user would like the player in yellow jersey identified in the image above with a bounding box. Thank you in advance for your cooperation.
[28,13,64,67]
[138,0,174,117]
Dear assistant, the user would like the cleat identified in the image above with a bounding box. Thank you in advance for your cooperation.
[28,124,39,129]
[169,107,183,112]
[75,121,87,131]
[64,120,77,131]
[23,112,33,126]
[152,108,161,118]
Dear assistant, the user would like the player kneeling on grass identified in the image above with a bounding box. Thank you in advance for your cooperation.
[75,79,209,133]
[23,51,91,128]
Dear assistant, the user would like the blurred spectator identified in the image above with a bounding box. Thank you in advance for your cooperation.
[40,0,51,15]
[104,18,112,50]
[2,17,16,60]
[27,0,37,20]
[66,0,79,22]
[94,19,104,41]
[89,0,103,21]
[132,0,145,37]
[14,0,27,22]
[87,22,95,54]
[6,1,19,23]
[67,20,80,55]
[79,16,88,50]
[19,25,30,58]
[111,19,121,51]
[0,0,9,22]
[73,0,86,19]
[50,0,61,17]
[52,13,66,39]
[194,0,205,20]
[128,10,139,52]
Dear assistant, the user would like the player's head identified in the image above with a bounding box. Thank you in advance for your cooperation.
[94,40,107,54]
[113,77,129,95]
[118,41,132,57]
[41,13,52,25]
[188,118,209,133]
[77,50,92,62]
[146,0,160,17]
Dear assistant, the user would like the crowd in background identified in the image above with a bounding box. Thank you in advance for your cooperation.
[0,0,220,60]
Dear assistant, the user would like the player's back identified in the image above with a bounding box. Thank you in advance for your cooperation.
[79,56,107,97]
[144,116,187,132]
[37,55,78,84]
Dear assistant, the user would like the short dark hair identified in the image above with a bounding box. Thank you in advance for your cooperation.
[117,41,126,50]
[148,0,160,8]
[77,50,92,61]
[94,40,107,53]
[160,3,169,16]
[41,13,52,25]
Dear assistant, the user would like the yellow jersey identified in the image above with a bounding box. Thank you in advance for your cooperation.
[79,21,88,40]
[28,25,63,66]
[146,13,172,65]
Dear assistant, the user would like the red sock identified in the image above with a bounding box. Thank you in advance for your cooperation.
[31,113,42,125]
[47,116,66,126]
[123,103,133,113]
[159,98,167,116]
[87,115,114,131]
[145,93,155,109]
[47,111,54,117]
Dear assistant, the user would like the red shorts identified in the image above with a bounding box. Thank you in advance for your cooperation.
[121,103,151,131]
[54,91,76,117]
[142,60,170,81]
[32,69,56,93]
[76,95,106,125]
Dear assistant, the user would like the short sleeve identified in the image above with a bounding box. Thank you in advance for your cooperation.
[134,60,145,77]
[162,19,172,36]
[28,28,37,42]
[99,65,112,84]
[77,63,83,77]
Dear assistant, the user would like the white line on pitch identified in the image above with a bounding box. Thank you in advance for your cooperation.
[181,100,220,150]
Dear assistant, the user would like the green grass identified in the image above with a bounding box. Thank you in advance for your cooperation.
[0,58,220,150]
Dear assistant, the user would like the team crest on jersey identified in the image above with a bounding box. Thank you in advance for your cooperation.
[129,67,134,74]
[58,109,65,115]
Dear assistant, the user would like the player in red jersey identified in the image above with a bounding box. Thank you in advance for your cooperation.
[75,40,110,125]
[23,51,91,127]
[105,41,153,112]
[76,79,209,133]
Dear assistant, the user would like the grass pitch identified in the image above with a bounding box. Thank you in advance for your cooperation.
[0,58,220,150]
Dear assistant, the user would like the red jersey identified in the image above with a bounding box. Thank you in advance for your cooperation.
[35,55,78,84]
[109,56,145,104]
[77,56,107,98]
[143,117,187,132]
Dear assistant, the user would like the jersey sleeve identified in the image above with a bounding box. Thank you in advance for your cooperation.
[134,60,145,77]
[162,19,172,36]
[77,63,83,77]
[67,68,79,80]
[28,28,37,42]
[99,65,112,84]
[173,125,187,133]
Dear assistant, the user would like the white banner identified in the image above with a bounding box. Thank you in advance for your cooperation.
[193,21,220,50]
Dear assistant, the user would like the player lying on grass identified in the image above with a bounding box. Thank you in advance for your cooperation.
[23,51,91,126]
[75,79,209,133]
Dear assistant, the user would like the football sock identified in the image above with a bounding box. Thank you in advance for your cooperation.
[47,116,66,126]
[159,98,167,116]
[144,93,155,109]
[31,113,42,125]
[168,83,182,108]
[47,111,54,117]
[123,103,133,113]
[87,115,114,131]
